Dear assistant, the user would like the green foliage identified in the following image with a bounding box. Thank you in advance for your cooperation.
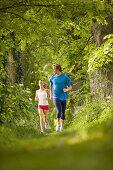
[64,98,75,127]
[0,0,112,95]
[0,0,113,147]
[0,83,39,124]
[71,98,113,130]
[88,34,113,73]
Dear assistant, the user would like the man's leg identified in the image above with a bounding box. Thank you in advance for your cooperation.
[61,119,64,128]
[61,100,66,130]
[53,98,62,131]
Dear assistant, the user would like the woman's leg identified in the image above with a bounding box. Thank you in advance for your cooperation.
[43,110,49,125]
[38,109,44,132]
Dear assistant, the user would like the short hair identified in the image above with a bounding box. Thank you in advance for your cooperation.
[52,63,62,72]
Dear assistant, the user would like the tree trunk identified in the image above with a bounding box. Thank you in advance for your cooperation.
[90,17,113,98]
[7,47,16,84]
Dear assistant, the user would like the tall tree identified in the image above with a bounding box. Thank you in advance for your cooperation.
[88,1,113,98]
[0,0,113,98]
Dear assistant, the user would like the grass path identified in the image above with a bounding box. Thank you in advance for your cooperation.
[0,125,113,170]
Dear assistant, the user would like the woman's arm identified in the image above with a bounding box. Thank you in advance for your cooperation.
[35,90,38,101]
[45,89,50,100]
[47,89,50,98]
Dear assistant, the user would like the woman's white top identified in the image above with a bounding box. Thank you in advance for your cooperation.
[37,90,49,105]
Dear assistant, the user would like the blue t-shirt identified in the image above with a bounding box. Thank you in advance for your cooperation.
[50,73,72,101]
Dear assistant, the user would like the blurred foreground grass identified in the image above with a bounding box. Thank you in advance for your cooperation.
[0,119,113,170]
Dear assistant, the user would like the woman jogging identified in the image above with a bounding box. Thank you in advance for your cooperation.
[50,63,72,131]
[43,82,50,129]
[35,80,50,133]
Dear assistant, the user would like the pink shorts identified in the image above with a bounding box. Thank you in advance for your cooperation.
[38,105,49,110]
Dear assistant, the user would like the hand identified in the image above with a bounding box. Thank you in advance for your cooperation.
[50,95,53,100]
[35,97,38,101]
[63,88,68,92]
[45,97,48,101]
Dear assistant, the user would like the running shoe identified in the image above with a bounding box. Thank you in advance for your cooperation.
[56,123,60,131]
[60,127,64,131]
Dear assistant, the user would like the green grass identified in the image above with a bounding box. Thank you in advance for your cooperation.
[0,99,113,170]
[0,119,113,170]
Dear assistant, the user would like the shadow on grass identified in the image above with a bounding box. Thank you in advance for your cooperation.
[0,128,113,170]
[0,120,113,170]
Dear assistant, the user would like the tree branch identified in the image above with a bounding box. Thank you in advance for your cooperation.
[79,35,93,53]
[3,11,38,25]
[37,44,52,48]
[0,3,61,11]
[59,35,93,58]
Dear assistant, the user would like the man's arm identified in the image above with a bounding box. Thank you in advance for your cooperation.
[63,85,72,92]
[50,85,53,100]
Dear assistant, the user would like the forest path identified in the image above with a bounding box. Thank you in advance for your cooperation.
[0,126,113,170]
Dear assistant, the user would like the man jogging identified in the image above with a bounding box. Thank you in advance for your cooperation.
[50,63,72,131]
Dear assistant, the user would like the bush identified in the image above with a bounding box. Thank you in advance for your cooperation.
[0,83,39,124]
[71,98,113,130]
